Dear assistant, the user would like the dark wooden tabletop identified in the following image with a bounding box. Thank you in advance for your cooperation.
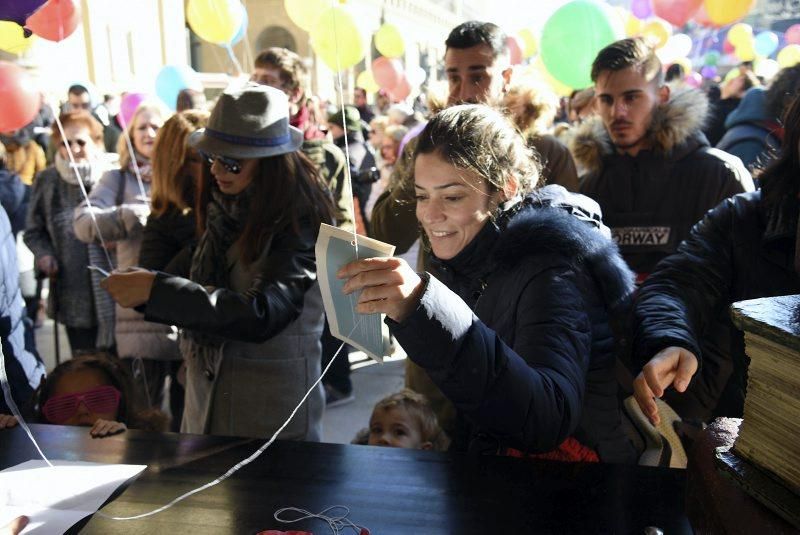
[1,424,691,534]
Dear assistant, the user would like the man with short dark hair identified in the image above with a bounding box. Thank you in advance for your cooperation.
[66,84,121,153]
[353,87,374,124]
[572,38,754,421]
[574,37,753,278]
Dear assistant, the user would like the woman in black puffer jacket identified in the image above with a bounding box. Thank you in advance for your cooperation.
[340,105,638,463]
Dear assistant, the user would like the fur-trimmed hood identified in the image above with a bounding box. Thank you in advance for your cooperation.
[570,88,710,174]
[494,187,636,312]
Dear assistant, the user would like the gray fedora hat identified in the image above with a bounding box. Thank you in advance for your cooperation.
[189,82,303,158]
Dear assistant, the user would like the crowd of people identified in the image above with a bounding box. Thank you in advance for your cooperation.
[1,19,799,474]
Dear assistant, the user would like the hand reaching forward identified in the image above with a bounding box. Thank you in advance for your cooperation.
[633,346,698,425]
[0,414,18,429]
[90,419,127,438]
[1,516,28,535]
[100,267,156,308]
[338,257,424,323]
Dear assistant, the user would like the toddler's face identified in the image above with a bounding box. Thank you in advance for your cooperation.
[368,406,430,450]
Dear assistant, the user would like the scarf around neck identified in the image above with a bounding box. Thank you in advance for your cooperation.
[186,184,257,347]
[127,149,153,183]
[54,153,104,188]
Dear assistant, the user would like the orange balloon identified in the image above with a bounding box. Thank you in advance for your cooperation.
[0,61,41,132]
[26,0,81,42]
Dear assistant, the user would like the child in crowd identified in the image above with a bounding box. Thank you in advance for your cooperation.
[353,389,449,451]
[0,354,167,437]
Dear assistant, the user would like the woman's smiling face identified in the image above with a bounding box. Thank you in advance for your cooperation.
[414,151,500,260]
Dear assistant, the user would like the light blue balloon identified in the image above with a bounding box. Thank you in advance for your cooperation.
[219,2,248,47]
[155,65,200,110]
[755,31,779,57]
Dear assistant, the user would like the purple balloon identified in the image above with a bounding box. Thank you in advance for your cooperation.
[117,92,148,129]
[1,0,46,26]
[631,0,653,19]
[701,66,717,78]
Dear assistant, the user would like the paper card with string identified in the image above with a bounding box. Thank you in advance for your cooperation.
[316,223,395,362]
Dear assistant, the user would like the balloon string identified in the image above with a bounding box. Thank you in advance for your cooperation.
[331,2,360,261]
[225,43,243,76]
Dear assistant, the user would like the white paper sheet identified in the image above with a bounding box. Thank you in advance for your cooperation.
[315,223,396,362]
[0,459,146,534]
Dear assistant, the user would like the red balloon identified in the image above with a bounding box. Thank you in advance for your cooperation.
[388,76,411,101]
[25,0,80,42]
[0,61,40,133]
[722,38,735,55]
[653,0,702,27]
[372,57,403,90]
[506,36,523,65]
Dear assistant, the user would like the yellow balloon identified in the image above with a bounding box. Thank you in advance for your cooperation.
[284,0,328,32]
[375,23,404,58]
[727,23,752,49]
[518,29,538,58]
[356,70,380,94]
[777,45,800,68]
[735,42,756,62]
[674,57,692,75]
[187,0,242,44]
[724,67,742,82]
[642,18,672,49]
[310,6,364,71]
[0,21,36,55]
[625,13,644,38]
[704,0,756,27]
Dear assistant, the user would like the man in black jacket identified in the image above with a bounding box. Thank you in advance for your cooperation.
[632,92,800,424]
[573,38,754,282]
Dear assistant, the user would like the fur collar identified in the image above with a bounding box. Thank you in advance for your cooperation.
[570,88,710,174]
[494,204,635,311]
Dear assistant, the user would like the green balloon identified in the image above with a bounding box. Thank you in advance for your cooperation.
[541,0,623,90]
[703,50,720,67]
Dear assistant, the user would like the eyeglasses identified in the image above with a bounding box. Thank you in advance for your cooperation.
[65,138,89,149]
[69,102,92,111]
[42,385,122,424]
[199,151,242,174]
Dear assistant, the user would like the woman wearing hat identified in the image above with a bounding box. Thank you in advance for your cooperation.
[102,83,335,441]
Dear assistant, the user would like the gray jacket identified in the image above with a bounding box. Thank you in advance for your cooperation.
[73,169,180,360]
[24,167,95,328]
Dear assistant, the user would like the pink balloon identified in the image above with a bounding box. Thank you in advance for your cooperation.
[685,72,702,88]
[372,57,403,90]
[25,0,80,42]
[653,0,702,27]
[117,92,147,129]
[506,36,523,65]
[0,61,40,133]
[388,77,411,101]
[786,24,800,46]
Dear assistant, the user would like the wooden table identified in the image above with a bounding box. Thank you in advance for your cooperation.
[1,424,691,534]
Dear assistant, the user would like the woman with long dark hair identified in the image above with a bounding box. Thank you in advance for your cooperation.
[102,84,335,441]
[634,91,800,425]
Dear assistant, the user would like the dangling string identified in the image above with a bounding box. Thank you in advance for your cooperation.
[0,343,53,467]
[274,505,367,535]
[98,322,359,520]
[225,43,244,76]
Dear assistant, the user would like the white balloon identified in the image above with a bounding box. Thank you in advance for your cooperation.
[406,65,427,87]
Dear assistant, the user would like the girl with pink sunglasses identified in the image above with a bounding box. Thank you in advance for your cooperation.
[0,354,166,437]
